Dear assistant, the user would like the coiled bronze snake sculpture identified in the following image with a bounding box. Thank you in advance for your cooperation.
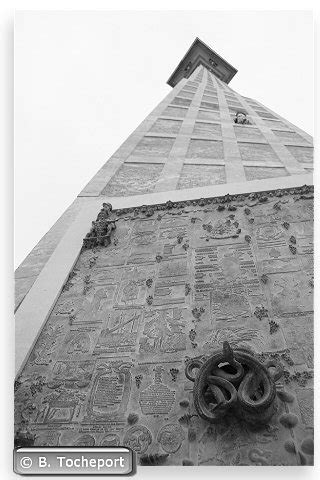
[185,341,283,424]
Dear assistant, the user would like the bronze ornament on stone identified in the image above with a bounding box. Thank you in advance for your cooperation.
[185,341,283,425]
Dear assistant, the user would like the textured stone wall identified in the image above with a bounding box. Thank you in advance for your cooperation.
[15,187,314,466]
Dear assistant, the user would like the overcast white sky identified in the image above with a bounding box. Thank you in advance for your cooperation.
[14,10,313,268]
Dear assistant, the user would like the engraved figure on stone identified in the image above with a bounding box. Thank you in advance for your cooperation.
[210,289,251,323]
[66,332,91,355]
[29,324,65,366]
[122,279,139,303]
[139,309,186,354]
[198,417,274,465]
[15,380,46,424]
[52,360,94,387]
[94,310,141,354]
[123,425,152,454]
[203,327,265,352]
[55,288,110,323]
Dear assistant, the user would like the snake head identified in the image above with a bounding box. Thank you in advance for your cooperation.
[223,341,235,364]
[263,360,283,382]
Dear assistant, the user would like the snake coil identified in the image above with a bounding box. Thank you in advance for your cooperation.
[185,341,283,424]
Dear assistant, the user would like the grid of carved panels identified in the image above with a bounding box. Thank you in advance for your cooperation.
[101,163,163,196]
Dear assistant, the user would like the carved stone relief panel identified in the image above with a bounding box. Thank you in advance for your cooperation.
[139,308,188,357]
[15,186,314,465]
[82,358,134,430]
[268,272,313,316]
[94,309,143,355]
[117,265,156,307]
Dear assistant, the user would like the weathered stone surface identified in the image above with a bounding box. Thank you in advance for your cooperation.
[197,109,220,121]
[285,145,313,164]
[272,130,308,144]
[193,122,222,138]
[101,163,164,196]
[244,166,289,181]
[200,100,219,111]
[161,105,188,118]
[239,143,280,163]
[15,198,84,311]
[171,97,192,107]
[255,110,278,120]
[178,89,195,99]
[15,189,313,465]
[149,119,183,135]
[186,139,224,159]
[263,119,288,129]
[234,126,265,141]
[177,165,226,189]
[132,137,175,157]
[202,94,218,103]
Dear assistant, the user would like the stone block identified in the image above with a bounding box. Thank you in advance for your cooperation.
[161,105,187,118]
[193,122,222,138]
[149,119,183,135]
[272,130,308,144]
[177,164,226,189]
[197,109,220,121]
[101,163,163,196]
[239,142,280,163]
[132,136,175,157]
[186,139,224,159]
[234,126,265,141]
[244,166,289,181]
[285,145,313,164]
